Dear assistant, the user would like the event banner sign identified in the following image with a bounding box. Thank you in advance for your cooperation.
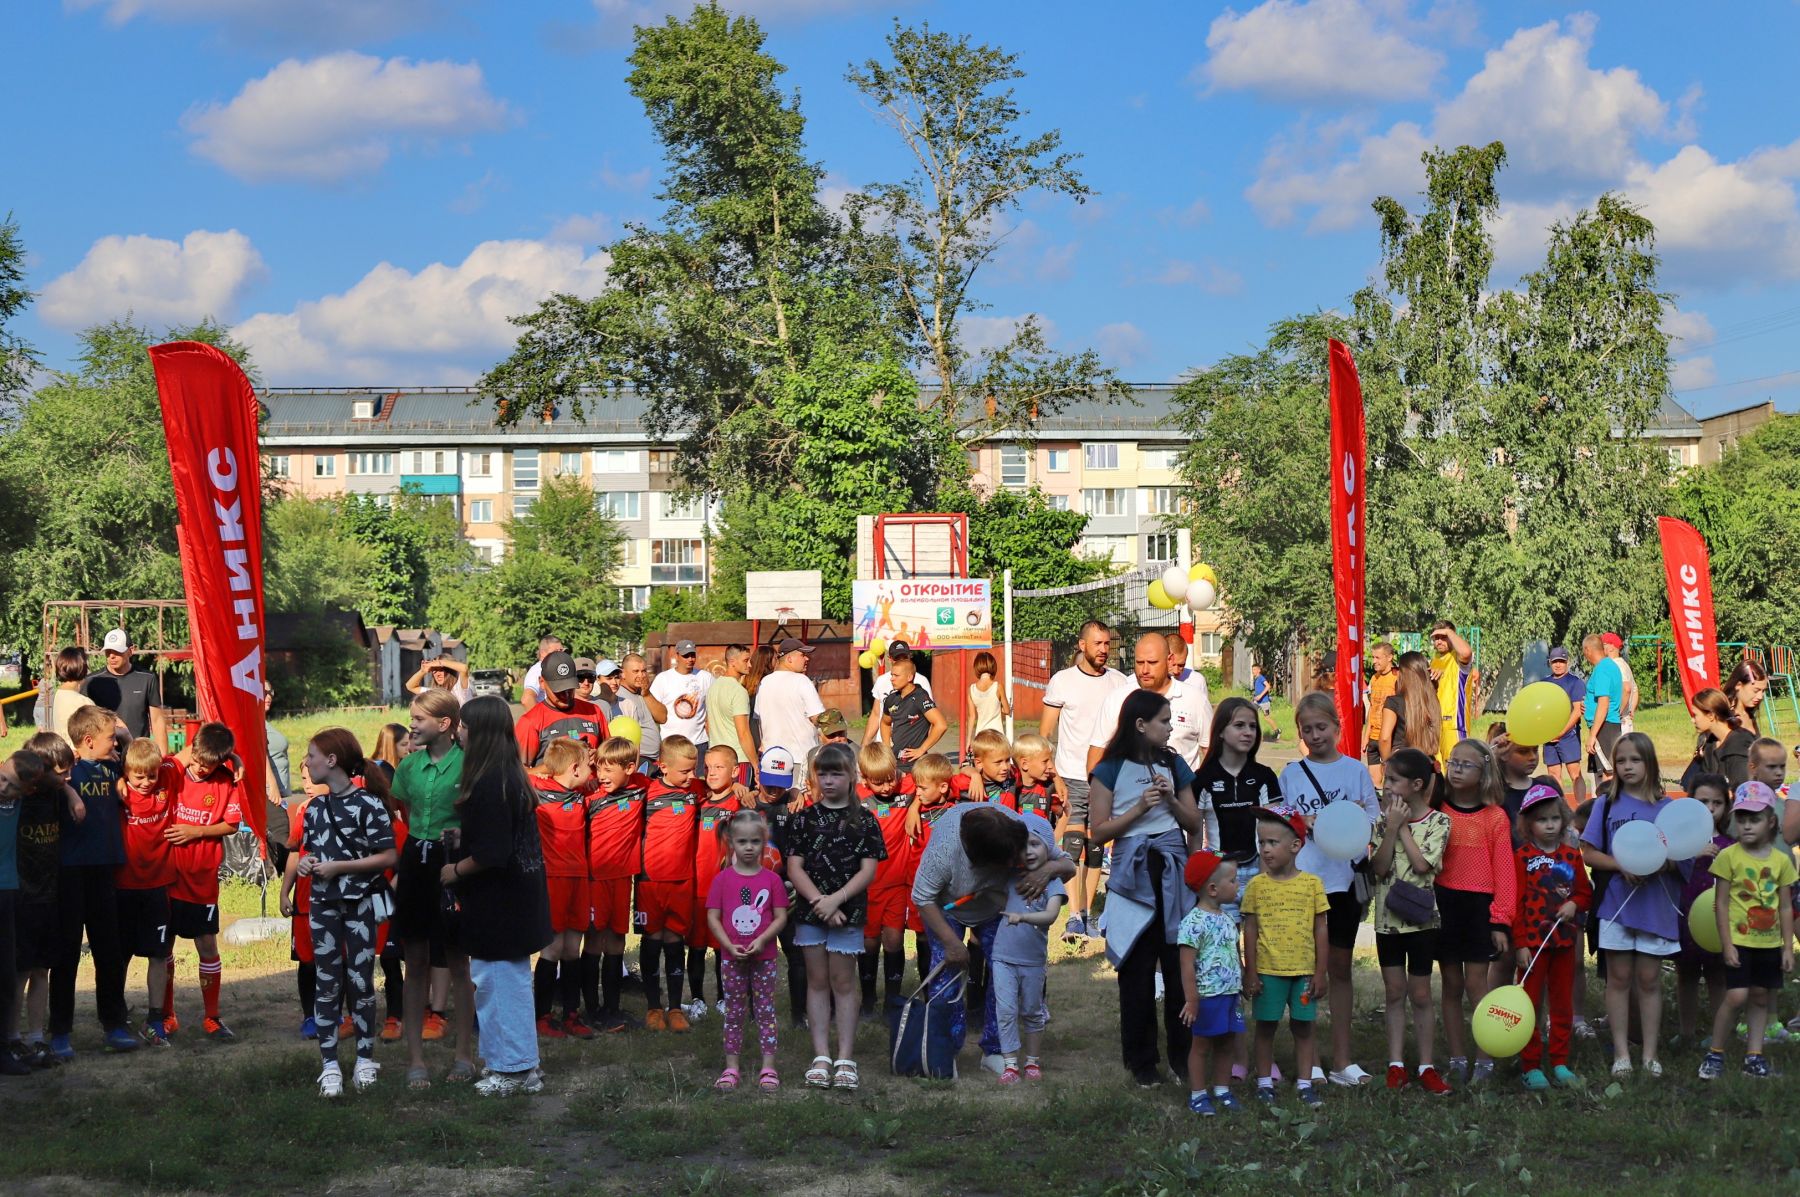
[1327,339,1367,759]
[853,579,993,650]
[1657,516,1719,709]
[150,341,270,838]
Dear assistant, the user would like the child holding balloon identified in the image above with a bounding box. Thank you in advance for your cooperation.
[1511,784,1592,1089]
[1674,774,1732,1047]
[1579,732,1684,1077]
[1699,781,1796,1080]
[1434,739,1516,1085]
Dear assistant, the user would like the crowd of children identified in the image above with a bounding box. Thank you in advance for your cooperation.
[4,661,1797,1111]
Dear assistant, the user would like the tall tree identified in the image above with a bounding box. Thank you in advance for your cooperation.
[846,21,1127,440]
[505,475,626,581]
[0,213,37,410]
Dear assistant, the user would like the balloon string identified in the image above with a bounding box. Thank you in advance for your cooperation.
[1519,917,1564,983]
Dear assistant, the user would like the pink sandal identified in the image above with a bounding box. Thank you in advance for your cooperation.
[714,1068,741,1092]
[758,1067,780,1092]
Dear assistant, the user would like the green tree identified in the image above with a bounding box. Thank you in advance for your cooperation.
[262,495,380,707]
[846,21,1126,440]
[505,475,625,579]
[429,551,628,671]
[0,213,37,409]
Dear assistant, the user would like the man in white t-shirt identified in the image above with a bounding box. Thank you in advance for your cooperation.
[650,639,713,750]
[1038,620,1129,939]
[1086,632,1213,775]
[863,640,934,747]
[754,637,825,762]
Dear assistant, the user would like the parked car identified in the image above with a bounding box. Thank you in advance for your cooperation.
[470,668,513,702]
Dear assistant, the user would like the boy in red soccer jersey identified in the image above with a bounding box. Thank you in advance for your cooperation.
[961,730,1020,810]
[1013,734,1065,825]
[162,723,242,1041]
[583,737,648,1032]
[637,736,701,1031]
[858,742,918,1017]
[684,745,745,1022]
[116,738,179,1046]
[530,739,595,1040]
[515,651,607,766]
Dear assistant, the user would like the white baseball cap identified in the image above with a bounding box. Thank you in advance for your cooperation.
[102,628,130,654]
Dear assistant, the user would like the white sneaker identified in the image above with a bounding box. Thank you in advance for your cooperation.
[352,1058,380,1092]
[318,1064,343,1099]
[1153,972,1165,1001]
[522,1067,545,1094]
[475,1071,524,1097]
[1329,1063,1372,1087]
[980,1053,1007,1076]
[715,999,727,1017]
[686,999,708,1023]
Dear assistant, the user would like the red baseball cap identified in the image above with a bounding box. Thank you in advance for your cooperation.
[1600,632,1623,649]
[1255,807,1308,845]
[1183,850,1228,893]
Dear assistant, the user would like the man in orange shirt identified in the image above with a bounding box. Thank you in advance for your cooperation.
[1364,642,1398,786]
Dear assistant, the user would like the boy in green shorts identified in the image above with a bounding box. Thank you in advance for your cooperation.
[1241,807,1328,1108]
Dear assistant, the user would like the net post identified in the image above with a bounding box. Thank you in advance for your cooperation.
[1003,568,1015,741]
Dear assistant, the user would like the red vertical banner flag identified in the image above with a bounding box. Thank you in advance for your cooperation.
[1657,516,1720,709]
[1327,339,1367,758]
[150,342,269,839]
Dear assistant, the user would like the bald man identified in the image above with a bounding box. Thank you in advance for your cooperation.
[1085,632,1213,775]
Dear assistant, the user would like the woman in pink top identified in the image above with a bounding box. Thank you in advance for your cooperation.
[1434,739,1517,1085]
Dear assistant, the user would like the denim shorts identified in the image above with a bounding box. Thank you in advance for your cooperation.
[1597,922,1679,956]
[793,922,866,954]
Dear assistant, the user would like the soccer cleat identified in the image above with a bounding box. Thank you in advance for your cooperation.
[203,1018,236,1043]
[318,1065,344,1099]
[666,1008,691,1033]
[1698,1051,1725,1081]
[536,1015,567,1040]
[598,1013,630,1034]
[421,1011,447,1041]
[48,1034,74,1063]
[139,1019,172,1048]
[1188,1091,1215,1116]
[1386,1064,1409,1090]
[644,1008,667,1032]
[1417,1067,1451,1096]
[353,1058,381,1092]
[1445,1057,1469,1085]
[380,1017,402,1042]
[339,1015,353,1038]
[1132,1066,1164,1088]
[1062,913,1087,941]
[562,1013,595,1040]
[1522,1068,1549,1091]
[300,1016,319,1040]
[163,1013,180,1036]
[103,1027,142,1054]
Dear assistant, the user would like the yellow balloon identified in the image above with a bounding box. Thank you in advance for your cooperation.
[1688,889,1723,954]
[870,639,888,658]
[609,716,642,747]
[1147,580,1177,610]
[1505,681,1573,747]
[858,650,878,669]
[1188,562,1218,588]
[1471,983,1537,1058]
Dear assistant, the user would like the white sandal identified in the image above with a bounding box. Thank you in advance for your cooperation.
[832,1058,859,1090]
[805,1055,833,1088]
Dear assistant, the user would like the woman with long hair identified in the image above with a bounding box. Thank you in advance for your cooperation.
[1683,687,1754,791]
[1381,652,1443,762]
[368,723,408,782]
[967,650,1011,737]
[439,696,552,1097]
[1723,659,1770,736]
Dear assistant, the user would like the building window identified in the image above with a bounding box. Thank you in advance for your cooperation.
[368,494,394,510]
[656,492,703,521]
[1045,449,1070,473]
[1666,446,1685,471]
[1198,632,1223,657]
[1144,533,1178,564]
[1140,446,1181,470]
[352,399,374,420]
[468,500,493,524]
[474,544,497,566]
[617,585,652,613]
[513,449,539,492]
[999,445,1029,489]
[596,490,641,520]
[404,450,451,475]
[651,538,705,584]
[1047,493,1070,511]
[558,452,582,477]
[966,450,982,472]
[1083,443,1118,470]
[595,449,640,473]
[269,455,290,479]
[1141,486,1188,516]
[619,540,639,567]
[348,452,393,476]
[467,451,493,478]
[1083,487,1129,517]
[648,450,678,474]
[1078,535,1129,565]
[313,455,336,479]
[513,493,535,519]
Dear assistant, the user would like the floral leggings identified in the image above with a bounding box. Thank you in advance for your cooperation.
[721,955,779,1057]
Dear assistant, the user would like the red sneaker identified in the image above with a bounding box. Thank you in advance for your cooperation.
[1417,1066,1452,1096]
[562,1013,595,1040]
[421,1011,447,1041]
[1387,1064,1409,1090]
[536,1015,567,1040]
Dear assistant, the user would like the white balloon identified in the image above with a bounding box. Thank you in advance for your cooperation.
[1187,580,1217,610]
[1159,565,1190,602]
[1611,820,1669,876]
[1655,798,1713,860]
[1313,802,1372,862]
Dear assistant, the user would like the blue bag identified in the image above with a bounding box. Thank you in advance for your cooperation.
[889,960,965,1079]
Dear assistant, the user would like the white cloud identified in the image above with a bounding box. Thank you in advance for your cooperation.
[548,212,611,246]
[40,229,267,331]
[233,237,610,384]
[1622,143,1800,283]
[1150,259,1246,295]
[589,0,896,29]
[183,52,512,184]
[1671,355,1716,391]
[958,314,1055,359]
[68,0,449,45]
[1248,119,1430,230]
[1096,322,1149,369]
[1661,308,1715,350]
[1197,0,1444,102]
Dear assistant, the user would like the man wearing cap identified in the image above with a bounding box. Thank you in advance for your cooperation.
[1601,633,1638,737]
[405,652,473,705]
[573,658,602,709]
[1040,620,1129,940]
[618,653,664,770]
[514,650,607,765]
[651,639,712,754]
[1581,634,1623,784]
[80,628,167,748]
[519,636,565,712]
[1541,648,1588,805]
[1429,621,1475,761]
[817,709,851,744]
[863,641,934,748]
[754,637,825,762]
[591,658,625,719]
[705,644,755,768]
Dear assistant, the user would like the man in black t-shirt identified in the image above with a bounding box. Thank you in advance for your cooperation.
[879,652,946,773]
[80,629,166,748]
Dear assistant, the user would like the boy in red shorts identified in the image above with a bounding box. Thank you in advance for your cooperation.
[117,738,179,1046]
[163,723,242,1041]
[637,736,700,1031]
[583,737,649,1031]
[859,742,918,1016]
[683,745,745,1022]
[531,739,595,1039]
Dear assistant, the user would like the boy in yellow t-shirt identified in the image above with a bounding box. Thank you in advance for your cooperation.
[1241,807,1328,1107]
[1701,782,1797,1080]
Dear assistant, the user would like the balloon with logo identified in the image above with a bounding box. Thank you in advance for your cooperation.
[1611,820,1668,876]
[609,716,642,747]
[1147,580,1178,610]
[1688,889,1723,953]
[1159,565,1190,604]
[858,650,878,670]
[1472,984,1537,1058]
[1313,801,1373,862]
[1655,797,1714,860]
[1505,682,1574,747]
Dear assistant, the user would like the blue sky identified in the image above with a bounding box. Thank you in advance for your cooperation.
[8,0,1800,416]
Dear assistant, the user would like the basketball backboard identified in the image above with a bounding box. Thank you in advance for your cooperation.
[745,570,823,622]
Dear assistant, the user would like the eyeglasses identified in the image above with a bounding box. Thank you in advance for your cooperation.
[1445,759,1481,772]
